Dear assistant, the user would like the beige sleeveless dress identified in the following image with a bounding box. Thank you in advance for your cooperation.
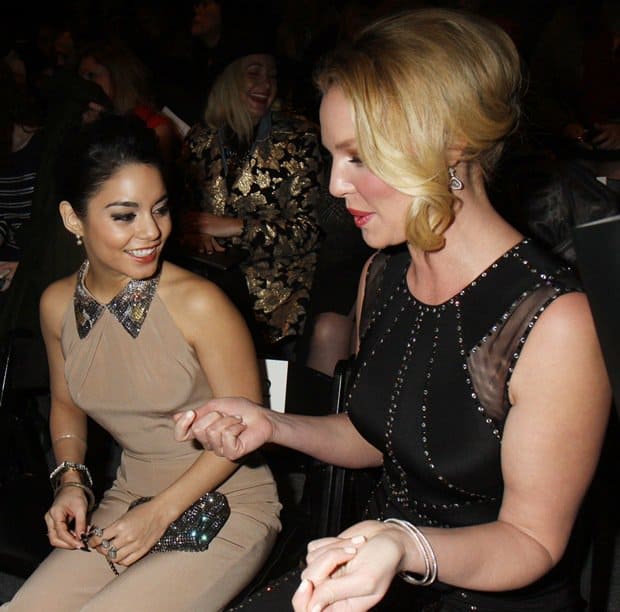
[4,267,281,612]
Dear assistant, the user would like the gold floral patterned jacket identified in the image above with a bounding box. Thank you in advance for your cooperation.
[181,111,322,344]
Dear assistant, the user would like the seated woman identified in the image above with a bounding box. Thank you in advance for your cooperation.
[174,9,612,611]
[2,115,280,611]
[178,43,322,358]
[0,60,44,297]
[76,38,181,164]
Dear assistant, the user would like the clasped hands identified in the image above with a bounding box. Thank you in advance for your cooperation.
[45,486,171,568]
[180,211,243,255]
[173,400,410,611]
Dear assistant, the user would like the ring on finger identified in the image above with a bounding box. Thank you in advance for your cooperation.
[101,539,111,550]
[107,546,118,560]
[91,526,104,538]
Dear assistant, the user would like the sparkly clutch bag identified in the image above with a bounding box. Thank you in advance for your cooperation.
[130,491,230,553]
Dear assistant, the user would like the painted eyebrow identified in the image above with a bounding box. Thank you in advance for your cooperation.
[104,195,168,209]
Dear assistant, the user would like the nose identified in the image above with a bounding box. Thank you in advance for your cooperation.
[137,213,162,241]
[328,162,353,199]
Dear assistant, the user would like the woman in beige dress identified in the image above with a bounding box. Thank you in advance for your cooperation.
[2,114,280,612]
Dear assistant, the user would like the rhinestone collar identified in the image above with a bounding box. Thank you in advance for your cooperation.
[74,260,160,339]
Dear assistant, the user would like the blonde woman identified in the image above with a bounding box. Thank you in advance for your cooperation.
[175,9,612,611]
[180,46,322,357]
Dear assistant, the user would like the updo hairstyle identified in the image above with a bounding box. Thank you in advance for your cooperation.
[56,114,164,218]
[316,8,522,251]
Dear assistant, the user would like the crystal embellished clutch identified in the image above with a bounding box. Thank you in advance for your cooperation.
[130,491,230,553]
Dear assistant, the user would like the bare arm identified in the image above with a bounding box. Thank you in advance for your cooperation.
[40,277,91,548]
[173,254,383,468]
[150,269,262,521]
[298,291,611,609]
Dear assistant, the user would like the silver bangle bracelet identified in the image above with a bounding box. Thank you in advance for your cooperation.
[49,461,93,491]
[384,518,438,586]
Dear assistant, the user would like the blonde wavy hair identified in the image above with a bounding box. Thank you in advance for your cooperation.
[204,58,256,146]
[316,8,522,251]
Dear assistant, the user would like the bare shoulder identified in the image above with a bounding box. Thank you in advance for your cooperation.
[157,261,240,329]
[509,289,610,410]
[39,273,77,336]
[525,290,597,347]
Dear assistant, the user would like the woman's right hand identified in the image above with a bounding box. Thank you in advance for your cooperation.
[173,397,274,460]
[44,486,90,549]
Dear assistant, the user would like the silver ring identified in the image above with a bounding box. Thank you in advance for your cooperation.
[91,526,104,538]
[108,546,118,560]
[101,539,111,550]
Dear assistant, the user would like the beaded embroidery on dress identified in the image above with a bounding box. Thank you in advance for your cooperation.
[74,260,160,339]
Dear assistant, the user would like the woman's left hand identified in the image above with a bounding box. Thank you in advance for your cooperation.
[182,211,243,239]
[0,261,18,291]
[292,520,405,612]
[87,499,172,567]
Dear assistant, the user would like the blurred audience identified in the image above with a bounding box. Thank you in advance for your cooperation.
[0,60,44,299]
[76,38,182,163]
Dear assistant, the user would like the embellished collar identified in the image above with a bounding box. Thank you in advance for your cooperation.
[74,260,160,339]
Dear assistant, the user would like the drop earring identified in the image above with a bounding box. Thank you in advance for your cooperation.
[76,234,83,246]
[448,166,464,191]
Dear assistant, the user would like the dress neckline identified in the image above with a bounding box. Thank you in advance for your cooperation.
[405,238,529,309]
[73,260,161,339]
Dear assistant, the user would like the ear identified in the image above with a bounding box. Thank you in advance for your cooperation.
[446,136,467,168]
[59,201,84,239]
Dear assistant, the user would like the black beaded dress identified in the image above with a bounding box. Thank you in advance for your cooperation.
[232,239,586,612]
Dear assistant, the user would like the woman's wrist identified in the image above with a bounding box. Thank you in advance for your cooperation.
[54,481,95,512]
[383,518,438,586]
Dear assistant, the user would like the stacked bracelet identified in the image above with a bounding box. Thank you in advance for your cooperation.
[384,518,438,586]
[54,482,96,512]
[49,461,93,492]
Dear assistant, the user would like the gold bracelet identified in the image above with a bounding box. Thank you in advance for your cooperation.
[54,481,96,512]
[52,433,87,446]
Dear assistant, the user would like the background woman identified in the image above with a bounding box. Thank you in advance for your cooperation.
[179,43,322,358]
[175,9,611,611]
[2,115,280,611]
[77,38,181,163]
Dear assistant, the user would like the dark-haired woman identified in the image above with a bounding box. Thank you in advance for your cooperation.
[2,115,280,611]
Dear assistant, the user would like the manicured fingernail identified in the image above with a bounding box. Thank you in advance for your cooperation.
[343,546,357,554]
[312,605,322,612]
[297,578,311,594]
[351,535,366,544]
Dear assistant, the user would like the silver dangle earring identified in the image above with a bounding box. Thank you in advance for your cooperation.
[448,166,464,191]
[76,234,83,246]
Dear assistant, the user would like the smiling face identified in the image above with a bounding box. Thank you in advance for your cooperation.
[64,163,171,288]
[320,86,410,249]
[240,54,277,123]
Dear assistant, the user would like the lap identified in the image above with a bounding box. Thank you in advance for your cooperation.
[5,485,280,612]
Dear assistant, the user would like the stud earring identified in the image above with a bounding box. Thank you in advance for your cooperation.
[76,234,83,246]
[448,166,464,191]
